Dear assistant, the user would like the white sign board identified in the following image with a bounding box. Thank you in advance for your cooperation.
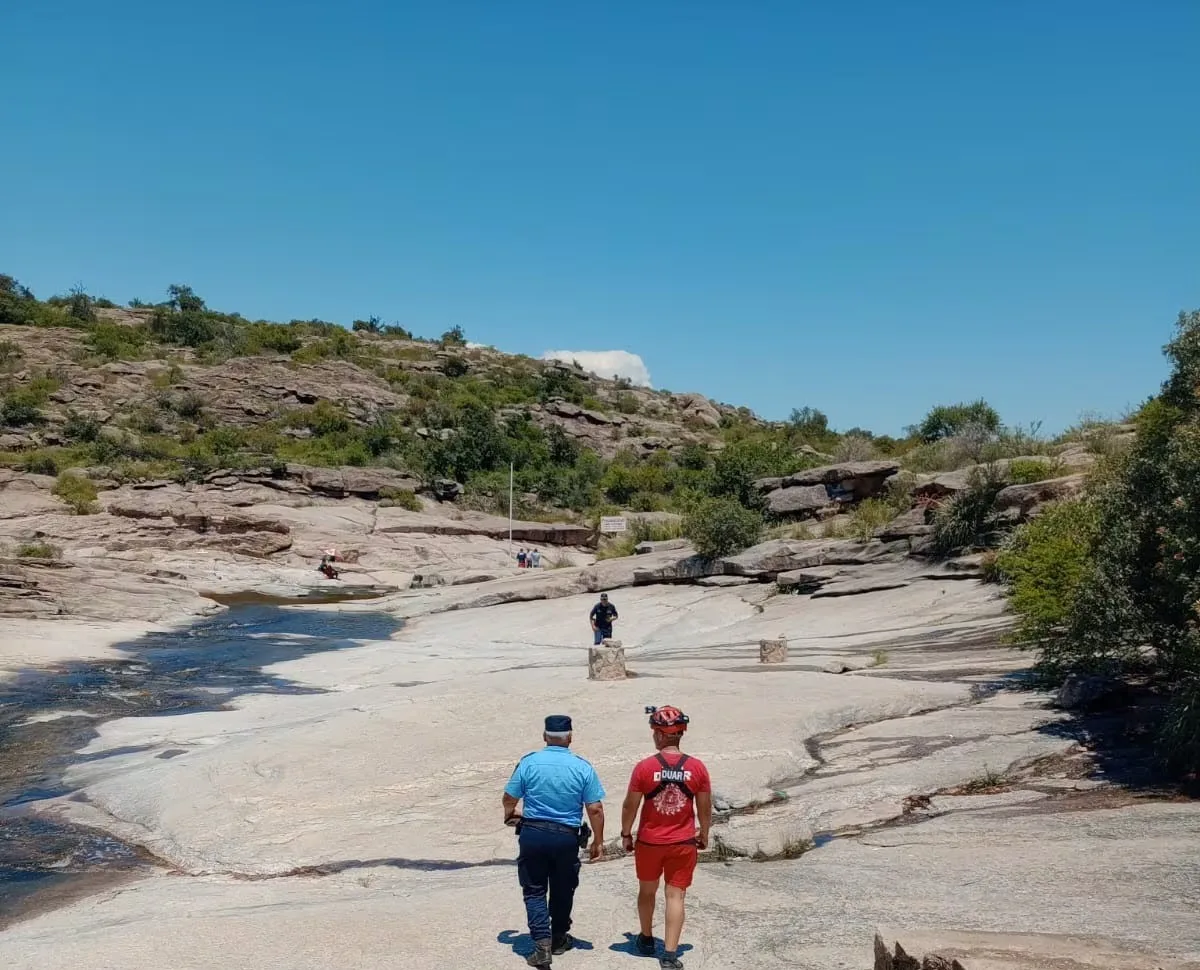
[599,516,628,534]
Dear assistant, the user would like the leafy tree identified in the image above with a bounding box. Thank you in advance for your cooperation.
[427,401,507,481]
[546,424,580,466]
[915,399,1001,443]
[1004,310,1200,774]
[167,284,206,314]
[710,440,780,508]
[0,274,39,324]
[440,325,467,347]
[788,406,829,436]
[683,496,763,559]
[676,443,711,471]
[537,366,587,404]
[996,497,1101,646]
[352,316,384,334]
[67,285,96,323]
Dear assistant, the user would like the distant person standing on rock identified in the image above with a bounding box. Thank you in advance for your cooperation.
[530,548,541,568]
[518,548,528,568]
[620,705,711,970]
[589,592,618,645]
[503,715,607,967]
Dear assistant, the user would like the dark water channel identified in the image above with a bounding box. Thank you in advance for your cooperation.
[0,604,400,926]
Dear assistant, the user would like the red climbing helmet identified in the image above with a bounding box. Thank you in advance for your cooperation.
[646,705,689,734]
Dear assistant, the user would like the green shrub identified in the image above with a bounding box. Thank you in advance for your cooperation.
[914,399,1001,443]
[22,452,59,476]
[243,322,303,355]
[683,496,763,559]
[1007,458,1055,485]
[379,486,422,511]
[833,434,877,462]
[52,472,99,514]
[15,540,62,559]
[441,356,469,378]
[63,409,101,442]
[614,392,640,415]
[996,498,1101,647]
[167,390,207,419]
[86,322,146,360]
[439,325,466,347]
[930,465,1008,555]
[844,493,909,541]
[0,338,22,366]
[1,389,47,426]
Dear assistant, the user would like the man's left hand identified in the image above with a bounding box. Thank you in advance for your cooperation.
[588,840,604,862]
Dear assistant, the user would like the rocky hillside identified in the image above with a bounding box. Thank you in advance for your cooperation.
[0,274,1136,622]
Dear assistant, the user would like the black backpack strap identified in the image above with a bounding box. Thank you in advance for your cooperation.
[644,753,696,802]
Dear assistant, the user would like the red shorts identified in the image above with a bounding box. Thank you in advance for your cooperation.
[634,841,698,889]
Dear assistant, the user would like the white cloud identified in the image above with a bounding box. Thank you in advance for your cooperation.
[540,349,652,387]
[465,341,491,349]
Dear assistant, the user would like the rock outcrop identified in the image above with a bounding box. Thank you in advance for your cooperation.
[754,461,901,518]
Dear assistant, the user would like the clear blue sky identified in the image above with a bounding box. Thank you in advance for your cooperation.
[3,2,1197,435]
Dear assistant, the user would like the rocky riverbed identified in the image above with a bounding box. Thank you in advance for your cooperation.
[0,565,1197,970]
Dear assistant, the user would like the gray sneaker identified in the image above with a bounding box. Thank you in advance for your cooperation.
[551,934,576,955]
[659,956,684,970]
[526,941,553,967]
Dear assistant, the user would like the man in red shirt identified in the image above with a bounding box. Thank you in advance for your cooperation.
[620,705,712,970]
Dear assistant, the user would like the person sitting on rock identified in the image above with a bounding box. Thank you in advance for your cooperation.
[589,593,618,645]
[620,705,711,970]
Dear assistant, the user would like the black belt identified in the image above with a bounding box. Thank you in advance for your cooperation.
[519,819,580,837]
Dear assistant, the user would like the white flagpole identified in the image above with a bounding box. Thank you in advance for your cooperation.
[508,461,514,558]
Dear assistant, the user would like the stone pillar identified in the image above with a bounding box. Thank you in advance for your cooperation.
[588,641,627,681]
[759,637,788,664]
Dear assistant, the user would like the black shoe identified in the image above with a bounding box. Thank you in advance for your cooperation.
[659,956,684,970]
[635,934,656,956]
[526,941,553,967]
[551,934,576,955]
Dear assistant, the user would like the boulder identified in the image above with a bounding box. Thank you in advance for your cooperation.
[912,468,975,500]
[720,538,902,580]
[783,460,901,490]
[431,479,464,502]
[588,643,627,681]
[634,538,690,555]
[759,637,787,663]
[1057,673,1122,710]
[875,505,932,541]
[766,484,832,516]
[373,509,592,546]
[673,393,722,429]
[995,474,1086,517]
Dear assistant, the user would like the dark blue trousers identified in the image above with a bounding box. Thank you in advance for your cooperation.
[517,826,580,943]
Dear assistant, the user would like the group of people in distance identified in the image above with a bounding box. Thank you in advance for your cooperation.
[517,547,542,568]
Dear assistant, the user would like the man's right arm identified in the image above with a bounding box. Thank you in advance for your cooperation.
[620,764,644,851]
[502,762,525,824]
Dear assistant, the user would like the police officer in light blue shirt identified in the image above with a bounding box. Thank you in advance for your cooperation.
[502,714,606,967]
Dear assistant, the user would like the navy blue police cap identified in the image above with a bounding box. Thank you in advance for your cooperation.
[545,714,573,733]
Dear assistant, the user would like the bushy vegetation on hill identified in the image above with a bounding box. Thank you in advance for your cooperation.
[0,275,1120,534]
[997,310,1200,775]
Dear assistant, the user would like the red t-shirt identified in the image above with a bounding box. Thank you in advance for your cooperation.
[629,751,711,845]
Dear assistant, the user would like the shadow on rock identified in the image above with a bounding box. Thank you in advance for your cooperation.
[498,930,595,958]
[1036,685,1200,795]
[609,933,693,959]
